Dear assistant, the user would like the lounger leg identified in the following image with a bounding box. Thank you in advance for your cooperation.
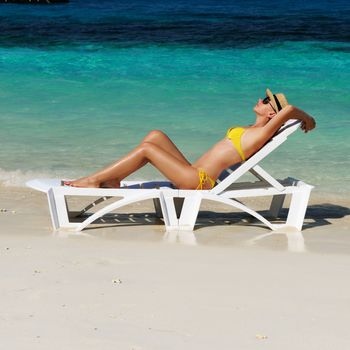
[286,187,312,231]
[52,188,79,229]
[269,194,286,218]
[153,197,184,220]
[161,194,179,231]
[178,194,202,231]
[47,188,60,230]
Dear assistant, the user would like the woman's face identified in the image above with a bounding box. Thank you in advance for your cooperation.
[253,98,276,118]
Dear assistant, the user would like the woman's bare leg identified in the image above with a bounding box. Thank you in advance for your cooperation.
[65,142,201,189]
[65,130,191,188]
[141,130,190,165]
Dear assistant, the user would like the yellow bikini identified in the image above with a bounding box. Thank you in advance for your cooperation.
[196,168,216,190]
[226,127,246,161]
[195,126,246,190]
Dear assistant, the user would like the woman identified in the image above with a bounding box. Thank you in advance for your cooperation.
[64,89,316,190]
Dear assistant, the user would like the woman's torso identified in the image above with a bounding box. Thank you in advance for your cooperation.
[192,125,268,181]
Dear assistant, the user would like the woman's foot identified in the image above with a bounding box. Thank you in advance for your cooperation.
[63,177,100,188]
[100,179,121,188]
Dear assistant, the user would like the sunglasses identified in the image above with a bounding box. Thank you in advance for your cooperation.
[262,96,277,113]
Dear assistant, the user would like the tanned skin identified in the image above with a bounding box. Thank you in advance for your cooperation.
[64,98,316,189]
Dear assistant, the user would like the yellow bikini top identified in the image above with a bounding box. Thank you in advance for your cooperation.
[226,127,246,161]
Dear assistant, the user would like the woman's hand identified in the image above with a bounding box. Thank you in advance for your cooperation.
[285,105,316,133]
[300,116,316,133]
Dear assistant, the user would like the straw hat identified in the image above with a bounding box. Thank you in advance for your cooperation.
[266,88,288,112]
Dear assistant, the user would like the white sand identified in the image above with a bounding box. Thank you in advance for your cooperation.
[1,187,350,349]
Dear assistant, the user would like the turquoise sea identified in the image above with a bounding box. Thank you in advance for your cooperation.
[0,0,349,195]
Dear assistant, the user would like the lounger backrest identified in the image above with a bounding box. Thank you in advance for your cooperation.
[212,120,300,194]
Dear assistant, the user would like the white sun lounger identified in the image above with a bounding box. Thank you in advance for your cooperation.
[26,119,313,232]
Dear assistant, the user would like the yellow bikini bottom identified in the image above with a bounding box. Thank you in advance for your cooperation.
[226,127,246,161]
[196,168,215,190]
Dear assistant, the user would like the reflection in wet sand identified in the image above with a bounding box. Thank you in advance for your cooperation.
[246,229,306,252]
[163,230,197,246]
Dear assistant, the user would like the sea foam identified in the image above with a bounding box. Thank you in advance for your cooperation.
[0,168,65,188]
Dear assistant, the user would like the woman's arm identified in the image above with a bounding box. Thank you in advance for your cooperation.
[263,105,316,138]
[291,106,317,133]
